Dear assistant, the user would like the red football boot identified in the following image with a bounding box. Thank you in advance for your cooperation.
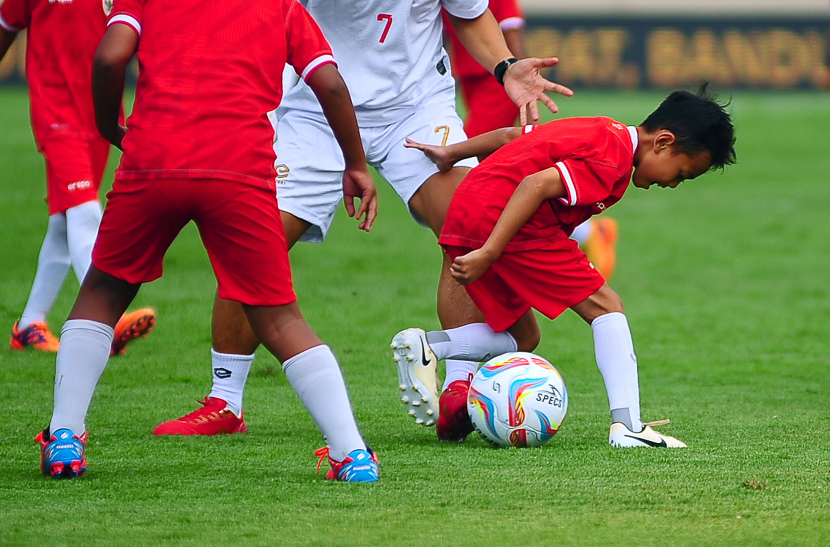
[152,397,247,435]
[436,380,474,442]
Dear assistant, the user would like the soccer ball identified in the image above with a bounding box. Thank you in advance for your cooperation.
[467,352,568,448]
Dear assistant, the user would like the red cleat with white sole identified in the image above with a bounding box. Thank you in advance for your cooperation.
[152,397,247,436]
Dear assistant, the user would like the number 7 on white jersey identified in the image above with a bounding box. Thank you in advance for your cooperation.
[377,13,392,43]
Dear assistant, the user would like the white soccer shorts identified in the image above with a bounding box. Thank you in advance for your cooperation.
[273,88,478,243]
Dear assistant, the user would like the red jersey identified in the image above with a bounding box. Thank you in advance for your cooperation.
[0,0,109,145]
[108,0,334,189]
[443,0,524,78]
[439,117,638,252]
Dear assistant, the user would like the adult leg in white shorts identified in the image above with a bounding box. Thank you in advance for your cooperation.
[273,87,476,242]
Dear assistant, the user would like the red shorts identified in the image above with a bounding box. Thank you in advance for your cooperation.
[42,137,111,215]
[92,178,296,306]
[444,238,605,332]
[459,74,520,138]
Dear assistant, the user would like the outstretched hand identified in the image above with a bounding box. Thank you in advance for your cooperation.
[404,137,455,172]
[449,248,494,285]
[503,57,573,125]
[342,167,378,232]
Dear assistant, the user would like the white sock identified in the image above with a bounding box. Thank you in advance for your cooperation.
[425,323,517,363]
[208,349,254,417]
[570,220,592,246]
[49,319,114,435]
[19,213,71,330]
[591,312,642,432]
[65,200,102,283]
[282,345,365,461]
[442,359,478,391]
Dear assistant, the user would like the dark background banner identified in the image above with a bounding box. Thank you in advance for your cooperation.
[524,17,830,90]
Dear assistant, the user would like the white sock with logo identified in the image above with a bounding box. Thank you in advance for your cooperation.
[591,312,642,432]
[570,220,592,246]
[19,213,71,330]
[208,349,254,417]
[442,360,479,391]
[65,200,102,283]
[282,345,365,461]
[50,319,114,435]
[425,323,517,363]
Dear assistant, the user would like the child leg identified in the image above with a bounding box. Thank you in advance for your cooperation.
[243,303,367,462]
[571,284,642,431]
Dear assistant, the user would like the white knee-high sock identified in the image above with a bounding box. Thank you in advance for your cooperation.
[570,220,592,246]
[591,312,642,432]
[65,200,102,283]
[50,319,114,435]
[442,360,479,391]
[208,349,254,417]
[426,323,517,363]
[282,345,365,461]
[19,213,71,330]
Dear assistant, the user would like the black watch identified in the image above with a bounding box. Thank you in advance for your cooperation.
[494,57,519,86]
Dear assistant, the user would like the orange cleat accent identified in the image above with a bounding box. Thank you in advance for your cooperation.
[10,321,60,352]
[152,397,247,436]
[584,217,619,281]
[111,308,155,356]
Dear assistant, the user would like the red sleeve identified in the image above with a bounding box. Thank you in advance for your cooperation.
[554,132,631,207]
[285,0,335,82]
[489,0,523,27]
[0,0,32,32]
[107,0,143,36]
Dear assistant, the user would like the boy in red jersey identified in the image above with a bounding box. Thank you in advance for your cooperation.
[393,87,736,446]
[0,0,154,356]
[36,0,380,482]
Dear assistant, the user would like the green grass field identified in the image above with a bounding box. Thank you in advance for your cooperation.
[1,87,828,546]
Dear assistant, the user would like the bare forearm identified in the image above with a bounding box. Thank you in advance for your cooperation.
[481,180,548,259]
[0,28,16,62]
[308,64,365,169]
[503,27,526,58]
[446,127,523,163]
[448,10,512,75]
[92,59,126,149]
[482,167,566,258]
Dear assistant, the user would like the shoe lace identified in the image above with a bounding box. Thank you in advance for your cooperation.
[643,419,671,428]
[177,398,216,420]
[314,447,331,472]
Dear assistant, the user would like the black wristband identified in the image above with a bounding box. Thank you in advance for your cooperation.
[493,57,519,86]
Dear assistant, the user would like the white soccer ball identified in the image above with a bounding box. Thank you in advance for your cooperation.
[467,352,568,447]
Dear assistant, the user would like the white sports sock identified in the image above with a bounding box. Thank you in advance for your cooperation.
[208,349,254,417]
[19,213,71,330]
[65,200,102,283]
[426,323,517,363]
[442,359,478,391]
[282,345,365,461]
[49,319,114,435]
[570,220,592,246]
[591,312,642,432]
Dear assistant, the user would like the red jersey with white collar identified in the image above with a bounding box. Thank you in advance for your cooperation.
[107,0,334,189]
[0,0,109,145]
[443,0,524,78]
[440,117,638,252]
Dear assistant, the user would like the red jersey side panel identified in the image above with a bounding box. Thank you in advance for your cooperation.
[439,117,637,252]
[444,0,524,78]
[108,0,333,189]
[1,0,109,145]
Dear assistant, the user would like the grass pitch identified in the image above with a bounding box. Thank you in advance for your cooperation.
[1,87,829,546]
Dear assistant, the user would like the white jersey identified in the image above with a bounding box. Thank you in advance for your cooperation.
[282,0,489,127]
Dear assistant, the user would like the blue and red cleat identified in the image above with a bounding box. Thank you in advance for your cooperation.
[315,447,379,483]
[35,428,87,478]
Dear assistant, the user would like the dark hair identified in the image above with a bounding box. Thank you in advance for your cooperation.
[641,83,736,170]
